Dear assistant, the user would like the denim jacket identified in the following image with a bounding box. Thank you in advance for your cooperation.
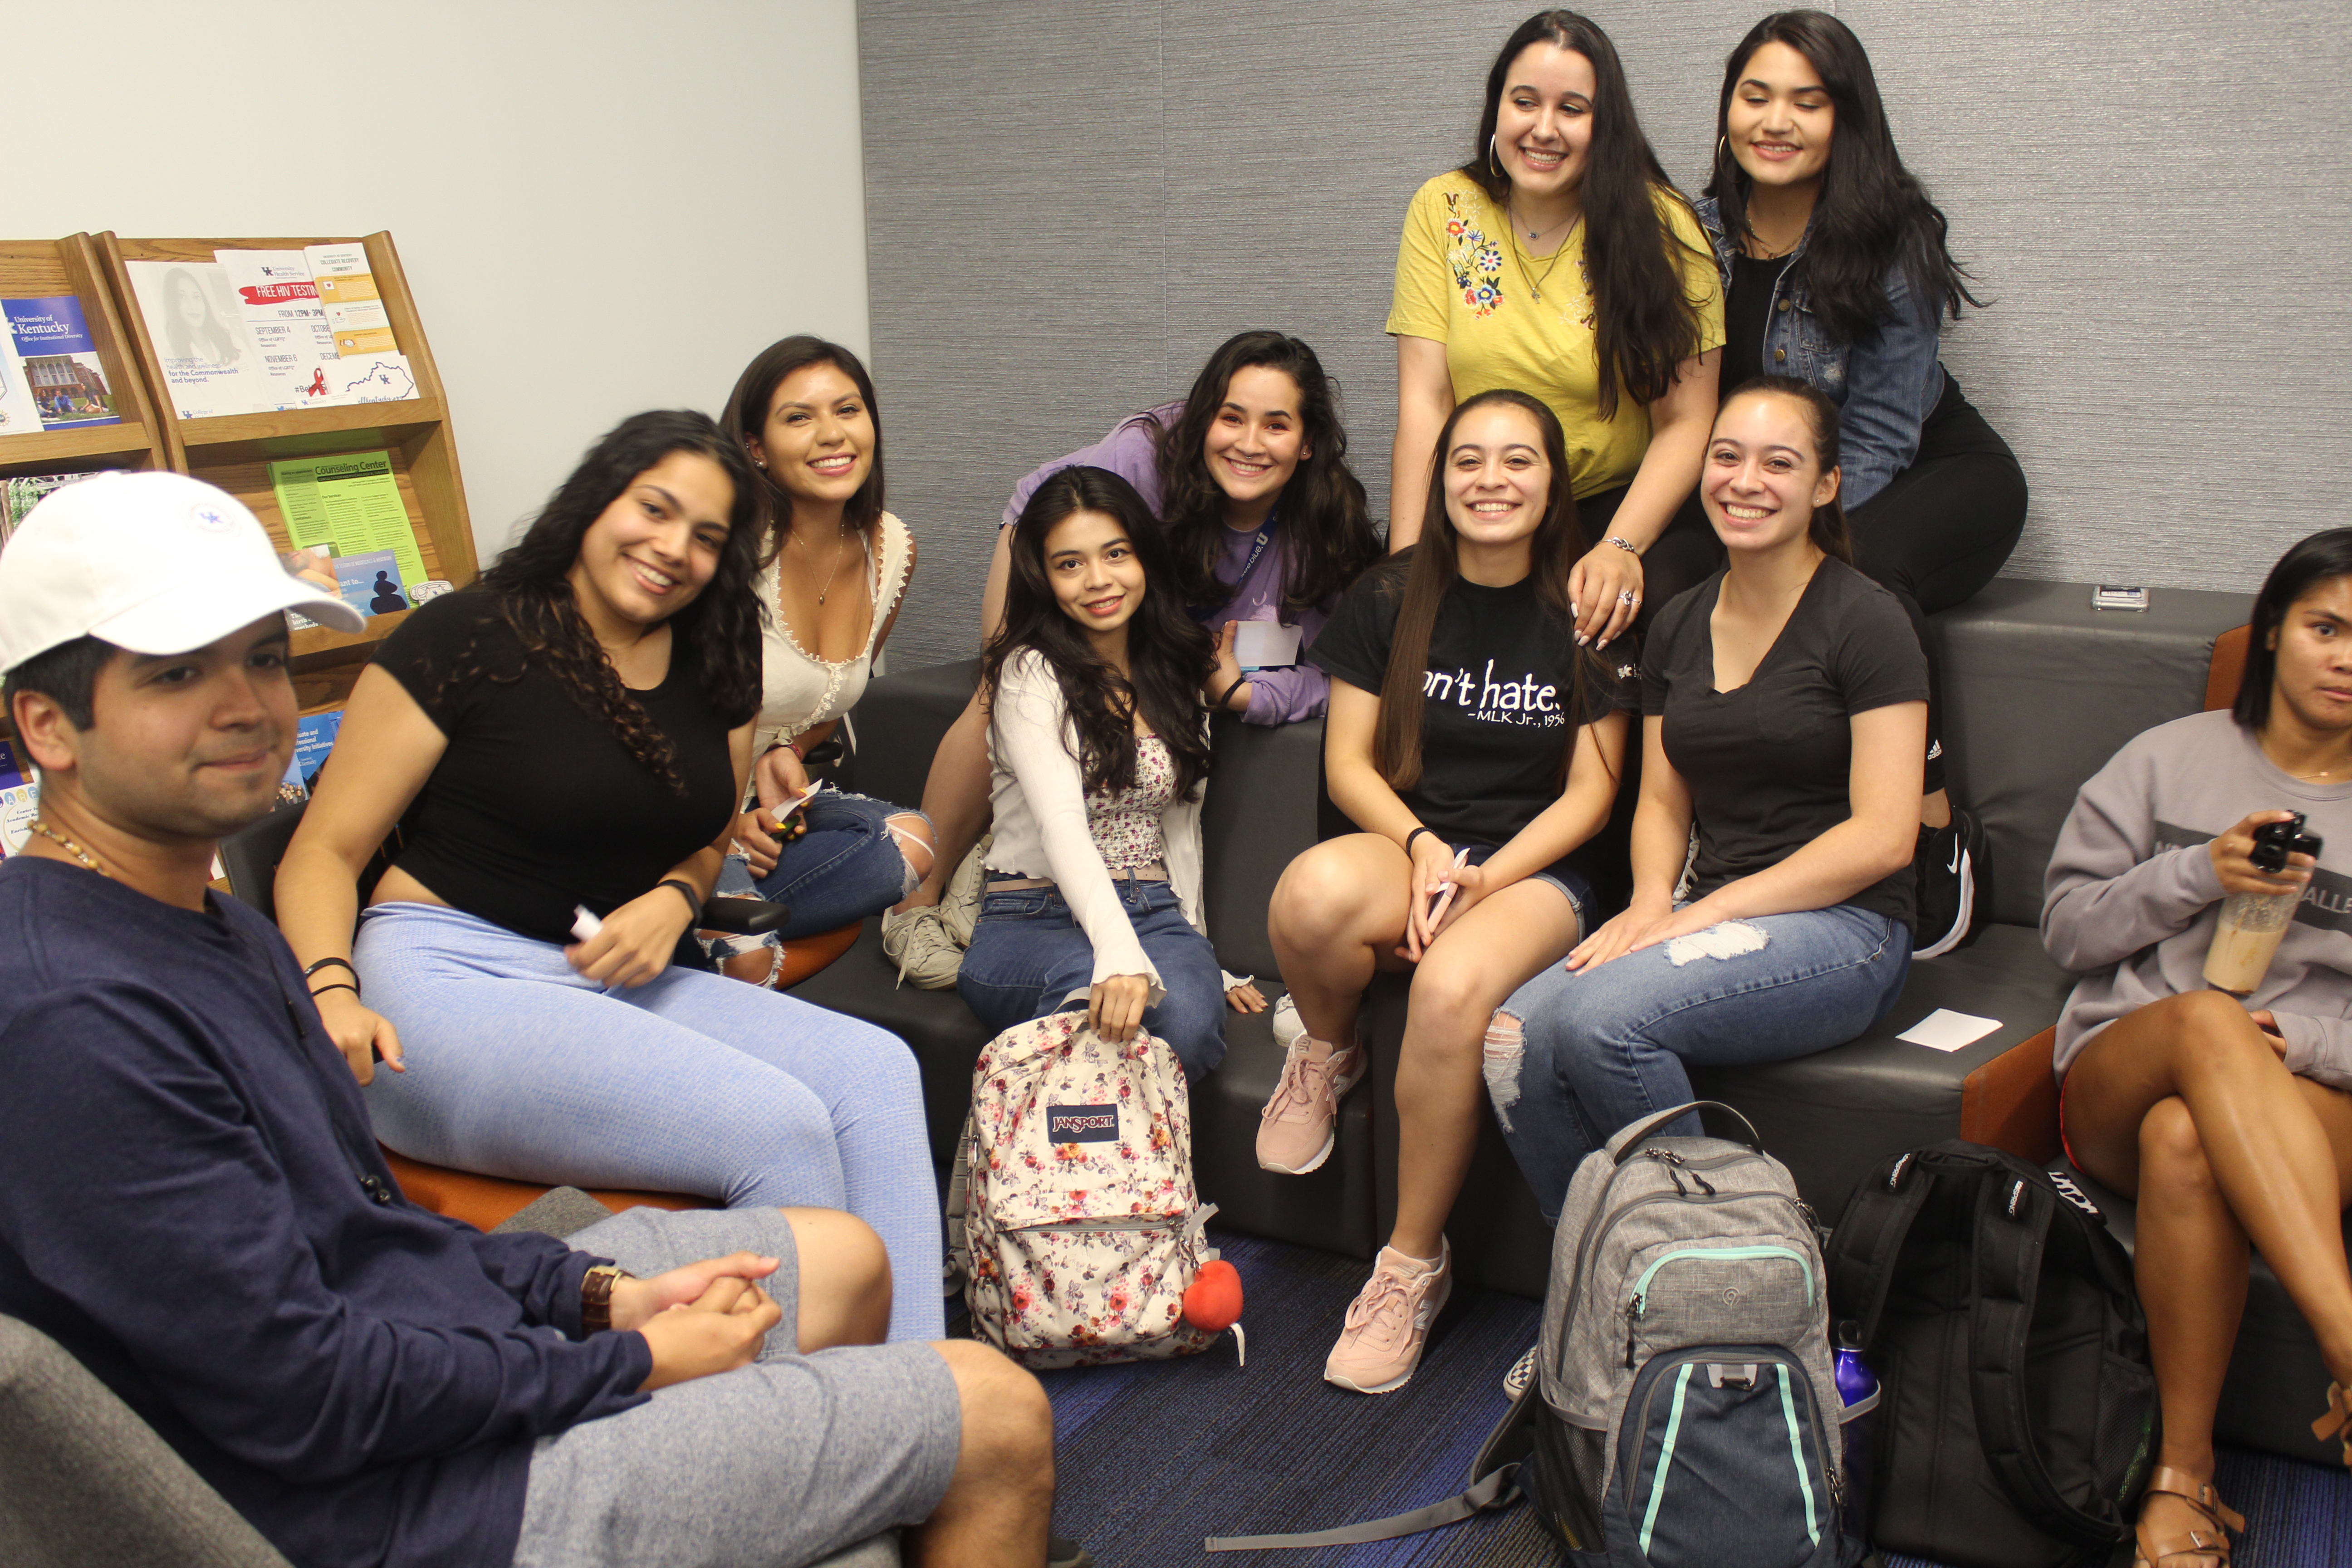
[1695,196,1945,509]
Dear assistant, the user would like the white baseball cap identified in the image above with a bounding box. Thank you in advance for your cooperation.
[0,471,365,676]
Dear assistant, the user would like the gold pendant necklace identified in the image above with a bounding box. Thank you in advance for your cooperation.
[29,820,113,878]
[1509,215,1579,302]
[794,523,852,608]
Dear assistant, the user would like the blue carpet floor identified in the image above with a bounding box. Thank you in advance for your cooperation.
[1003,1230,2351,1567]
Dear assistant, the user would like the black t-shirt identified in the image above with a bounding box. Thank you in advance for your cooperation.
[373,589,745,944]
[1722,250,1789,392]
[1309,561,1631,864]
[1643,559,1928,925]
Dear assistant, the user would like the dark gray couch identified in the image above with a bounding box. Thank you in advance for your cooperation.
[808,578,2344,1461]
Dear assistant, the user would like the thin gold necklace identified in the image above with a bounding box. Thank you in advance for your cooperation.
[29,820,113,878]
[1509,215,1580,302]
[791,521,853,608]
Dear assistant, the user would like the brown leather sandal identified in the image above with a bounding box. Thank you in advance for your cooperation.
[2132,1466,2244,1568]
[2314,1381,2352,1466]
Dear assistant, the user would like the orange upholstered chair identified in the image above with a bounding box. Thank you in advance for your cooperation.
[1950,621,2253,1166]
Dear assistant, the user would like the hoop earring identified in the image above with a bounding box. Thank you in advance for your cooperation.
[1489,134,1507,182]
[1717,134,1730,165]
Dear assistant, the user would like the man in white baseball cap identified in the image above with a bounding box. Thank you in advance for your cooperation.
[0,472,363,870]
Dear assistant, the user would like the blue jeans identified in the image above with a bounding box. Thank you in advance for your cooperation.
[1490,903,1910,1221]
[354,901,944,1342]
[956,877,1228,1081]
[710,791,924,949]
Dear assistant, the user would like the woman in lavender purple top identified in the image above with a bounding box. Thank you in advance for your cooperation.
[887,331,1382,984]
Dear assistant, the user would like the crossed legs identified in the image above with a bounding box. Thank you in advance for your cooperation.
[2062,990,2352,1555]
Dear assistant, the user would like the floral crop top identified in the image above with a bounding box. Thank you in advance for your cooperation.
[1085,735,1175,871]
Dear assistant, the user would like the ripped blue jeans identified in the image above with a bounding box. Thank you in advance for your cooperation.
[1486,903,1910,1220]
[709,791,926,952]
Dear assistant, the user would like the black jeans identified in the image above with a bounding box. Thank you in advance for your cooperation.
[1629,375,2028,796]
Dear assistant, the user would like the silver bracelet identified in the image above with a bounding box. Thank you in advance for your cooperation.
[1605,535,1639,555]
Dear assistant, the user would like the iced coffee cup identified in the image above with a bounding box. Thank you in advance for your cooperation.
[2204,813,2324,996]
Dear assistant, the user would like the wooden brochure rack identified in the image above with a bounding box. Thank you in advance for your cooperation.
[94,231,477,712]
[0,234,168,478]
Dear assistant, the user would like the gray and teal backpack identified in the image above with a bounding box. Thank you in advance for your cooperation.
[1209,1102,1867,1567]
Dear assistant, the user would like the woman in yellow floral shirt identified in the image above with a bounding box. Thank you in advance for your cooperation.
[1390,8,1725,648]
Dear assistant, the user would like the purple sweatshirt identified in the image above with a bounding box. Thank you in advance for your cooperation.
[1001,403,1335,725]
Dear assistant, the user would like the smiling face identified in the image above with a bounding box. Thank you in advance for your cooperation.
[1494,42,1597,199]
[1200,364,1308,517]
[1441,401,1553,549]
[565,450,736,632]
[1043,508,1147,642]
[749,359,874,513]
[2268,576,2352,737]
[1727,40,1834,193]
[34,615,298,842]
[1701,392,1840,555]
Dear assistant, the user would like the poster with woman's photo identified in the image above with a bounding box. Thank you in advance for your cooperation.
[124,260,274,419]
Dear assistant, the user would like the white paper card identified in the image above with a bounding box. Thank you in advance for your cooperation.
[1234,621,1302,670]
[321,353,419,403]
[1897,1008,2002,1052]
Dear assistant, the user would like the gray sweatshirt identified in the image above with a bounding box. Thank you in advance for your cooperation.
[2043,709,2352,1089]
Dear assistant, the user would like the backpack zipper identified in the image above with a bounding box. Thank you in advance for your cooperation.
[1630,1245,1816,1310]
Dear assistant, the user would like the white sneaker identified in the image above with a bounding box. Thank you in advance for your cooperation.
[1272,992,1306,1053]
[880,903,963,990]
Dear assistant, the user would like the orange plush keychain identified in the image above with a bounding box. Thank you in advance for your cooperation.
[1183,1254,1246,1362]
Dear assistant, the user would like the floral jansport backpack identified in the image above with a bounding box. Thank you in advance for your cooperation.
[948,1002,1231,1369]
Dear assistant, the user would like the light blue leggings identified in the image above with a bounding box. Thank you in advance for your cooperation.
[354,902,944,1341]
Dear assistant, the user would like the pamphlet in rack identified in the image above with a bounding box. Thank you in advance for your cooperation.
[3,297,120,430]
[269,451,429,589]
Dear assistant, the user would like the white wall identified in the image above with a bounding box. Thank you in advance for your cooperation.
[14,0,870,567]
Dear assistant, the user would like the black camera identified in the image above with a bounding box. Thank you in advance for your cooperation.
[2249,813,2325,874]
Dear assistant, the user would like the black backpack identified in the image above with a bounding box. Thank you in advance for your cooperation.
[1825,1142,2157,1568]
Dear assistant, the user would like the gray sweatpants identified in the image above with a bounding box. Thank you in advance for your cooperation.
[512,1207,962,1568]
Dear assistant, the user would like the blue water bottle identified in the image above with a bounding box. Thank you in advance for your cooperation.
[1832,1320,1878,1542]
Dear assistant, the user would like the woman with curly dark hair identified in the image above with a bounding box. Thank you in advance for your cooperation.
[955,466,1257,1078]
[274,410,944,1342]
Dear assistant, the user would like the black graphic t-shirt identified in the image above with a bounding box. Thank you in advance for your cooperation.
[1643,559,1928,926]
[1310,561,1630,859]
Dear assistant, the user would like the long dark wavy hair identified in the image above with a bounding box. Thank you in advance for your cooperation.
[1461,10,1710,418]
[1375,390,1604,790]
[1705,10,1983,343]
[448,411,764,794]
[719,335,884,564]
[983,465,1215,802]
[2235,529,2352,731]
[1149,331,1381,619]
[1709,375,1854,564]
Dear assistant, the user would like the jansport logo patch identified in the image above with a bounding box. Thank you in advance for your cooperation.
[1047,1104,1119,1143]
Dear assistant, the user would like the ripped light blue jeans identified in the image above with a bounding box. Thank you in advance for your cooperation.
[1487,903,1910,1220]
[710,791,926,952]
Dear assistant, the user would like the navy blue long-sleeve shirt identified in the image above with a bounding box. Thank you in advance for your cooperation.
[0,857,654,1568]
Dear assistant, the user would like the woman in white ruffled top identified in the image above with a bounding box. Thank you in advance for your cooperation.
[709,337,935,981]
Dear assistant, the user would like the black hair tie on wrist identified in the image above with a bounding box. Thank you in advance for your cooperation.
[308,982,358,1001]
[1406,826,1435,856]
[1215,674,1249,711]
[658,878,705,925]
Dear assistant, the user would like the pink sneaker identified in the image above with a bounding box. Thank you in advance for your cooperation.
[1325,1241,1452,1394]
[1254,1034,1366,1174]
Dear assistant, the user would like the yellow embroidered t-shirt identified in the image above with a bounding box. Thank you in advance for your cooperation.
[1387,170,1726,500]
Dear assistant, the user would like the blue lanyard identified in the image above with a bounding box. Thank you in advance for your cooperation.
[1233,510,1279,591]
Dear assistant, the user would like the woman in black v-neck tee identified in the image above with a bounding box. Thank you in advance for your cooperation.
[1490,379,1928,1221]
[271,411,944,1342]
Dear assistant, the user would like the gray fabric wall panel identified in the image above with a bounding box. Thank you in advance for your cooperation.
[863,1,2351,671]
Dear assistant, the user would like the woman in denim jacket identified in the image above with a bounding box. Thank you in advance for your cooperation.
[1691,7,2027,959]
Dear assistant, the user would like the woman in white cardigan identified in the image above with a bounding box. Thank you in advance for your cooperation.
[956,465,1259,1078]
